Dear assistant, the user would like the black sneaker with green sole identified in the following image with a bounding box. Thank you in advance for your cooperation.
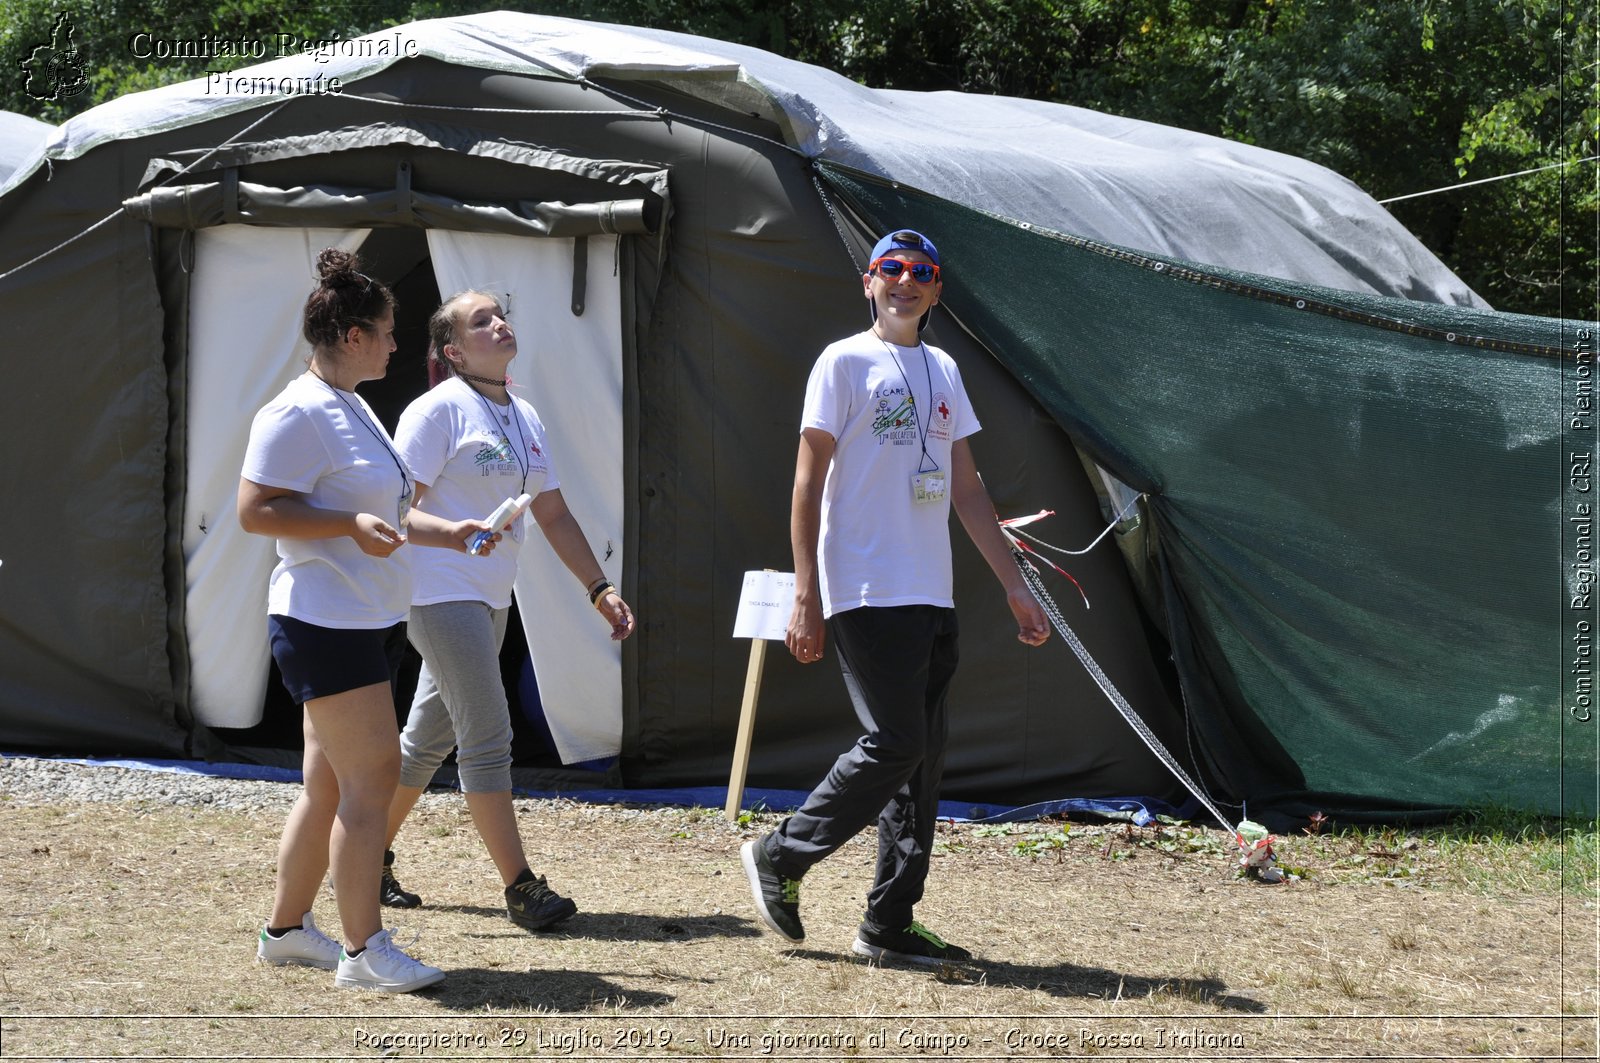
[852,921,972,966]
[506,874,578,931]
[740,837,804,942]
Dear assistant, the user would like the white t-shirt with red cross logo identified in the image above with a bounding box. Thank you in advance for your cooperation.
[800,330,979,618]
[396,377,559,608]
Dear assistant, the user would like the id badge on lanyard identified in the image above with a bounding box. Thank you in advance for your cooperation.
[397,481,414,531]
[911,471,947,504]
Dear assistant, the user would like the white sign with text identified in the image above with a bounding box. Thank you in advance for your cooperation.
[732,570,796,641]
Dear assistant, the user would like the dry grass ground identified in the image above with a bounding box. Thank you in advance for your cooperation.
[0,783,1595,1061]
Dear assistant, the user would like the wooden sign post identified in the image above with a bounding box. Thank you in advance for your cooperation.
[726,569,795,821]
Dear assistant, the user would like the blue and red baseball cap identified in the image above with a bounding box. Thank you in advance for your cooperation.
[869,229,940,267]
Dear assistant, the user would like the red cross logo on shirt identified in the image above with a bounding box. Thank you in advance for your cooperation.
[938,400,950,420]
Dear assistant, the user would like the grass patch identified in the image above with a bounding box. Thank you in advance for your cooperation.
[0,763,1593,1063]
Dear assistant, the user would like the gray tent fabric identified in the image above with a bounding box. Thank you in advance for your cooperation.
[0,110,52,187]
[0,13,1576,825]
[5,12,1479,306]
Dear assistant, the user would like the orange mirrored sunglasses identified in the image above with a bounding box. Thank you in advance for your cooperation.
[870,257,941,284]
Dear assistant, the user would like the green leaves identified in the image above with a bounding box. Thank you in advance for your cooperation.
[0,0,421,121]
[0,0,1585,315]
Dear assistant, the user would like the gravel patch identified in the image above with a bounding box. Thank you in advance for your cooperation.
[0,754,306,813]
[0,754,508,816]
[0,754,745,825]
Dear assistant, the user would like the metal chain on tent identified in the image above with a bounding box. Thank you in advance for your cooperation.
[812,173,865,271]
[1009,539,1230,829]
[1007,507,1241,816]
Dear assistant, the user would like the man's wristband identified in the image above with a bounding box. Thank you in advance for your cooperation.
[587,578,615,605]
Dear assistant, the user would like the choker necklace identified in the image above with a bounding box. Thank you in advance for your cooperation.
[458,370,509,388]
[459,374,511,425]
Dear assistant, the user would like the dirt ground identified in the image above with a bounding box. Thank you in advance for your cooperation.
[0,786,1594,1061]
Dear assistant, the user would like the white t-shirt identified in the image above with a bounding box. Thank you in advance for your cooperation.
[801,330,979,617]
[395,377,558,608]
[240,373,414,628]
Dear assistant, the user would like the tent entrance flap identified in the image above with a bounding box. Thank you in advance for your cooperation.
[427,230,628,764]
[125,177,656,238]
[147,133,664,756]
[176,226,629,763]
[182,227,372,729]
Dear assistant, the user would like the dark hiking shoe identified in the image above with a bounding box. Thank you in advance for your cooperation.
[852,921,972,966]
[740,837,804,942]
[505,874,578,931]
[380,849,421,909]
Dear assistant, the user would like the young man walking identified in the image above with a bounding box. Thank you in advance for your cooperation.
[742,229,1050,965]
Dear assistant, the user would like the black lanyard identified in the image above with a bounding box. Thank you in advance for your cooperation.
[880,338,939,474]
[313,373,412,516]
[467,383,530,496]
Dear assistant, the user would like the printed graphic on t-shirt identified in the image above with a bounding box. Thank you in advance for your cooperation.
[473,437,520,476]
[871,384,917,446]
[928,392,954,442]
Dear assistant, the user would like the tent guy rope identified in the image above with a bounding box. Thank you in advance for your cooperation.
[1377,154,1600,204]
[999,509,1283,882]
[0,102,290,286]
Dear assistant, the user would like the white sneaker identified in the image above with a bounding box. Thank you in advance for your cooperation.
[256,911,340,970]
[334,929,445,993]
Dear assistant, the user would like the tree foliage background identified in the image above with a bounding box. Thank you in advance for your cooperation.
[1,0,1593,318]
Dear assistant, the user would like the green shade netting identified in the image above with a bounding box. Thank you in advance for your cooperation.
[822,164,1596,821]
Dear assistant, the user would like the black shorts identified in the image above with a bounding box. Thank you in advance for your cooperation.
[268,615,406,705]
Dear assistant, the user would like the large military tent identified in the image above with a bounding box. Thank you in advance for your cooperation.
[0,12,1586,826]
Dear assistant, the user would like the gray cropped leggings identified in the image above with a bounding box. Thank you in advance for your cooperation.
[398,599,514,793]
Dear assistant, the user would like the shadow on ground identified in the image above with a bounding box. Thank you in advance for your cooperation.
[781,948,1266,1013]
[425,966,677,1010]
[428,905,764,943]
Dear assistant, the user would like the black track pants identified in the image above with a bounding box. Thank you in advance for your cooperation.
[766,604,959,933]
